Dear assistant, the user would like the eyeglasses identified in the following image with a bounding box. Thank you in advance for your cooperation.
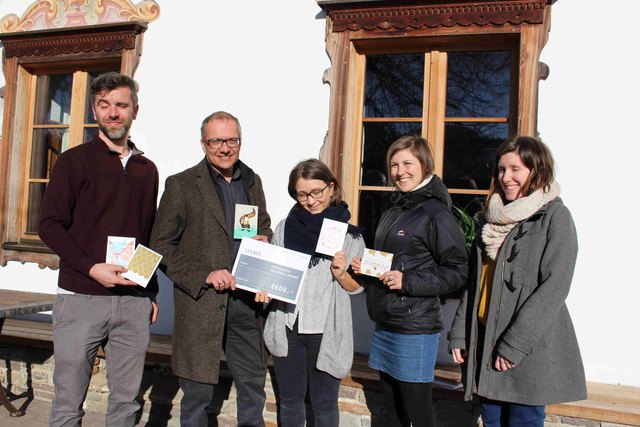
[295,183,330,202]
[203,137,241,149]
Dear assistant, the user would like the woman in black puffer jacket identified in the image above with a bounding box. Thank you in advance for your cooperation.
[352,135,468,426]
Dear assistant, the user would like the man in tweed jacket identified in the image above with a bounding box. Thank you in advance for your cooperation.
[150,111,272,426]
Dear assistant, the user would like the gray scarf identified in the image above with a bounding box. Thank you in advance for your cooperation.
[481,182,561,260]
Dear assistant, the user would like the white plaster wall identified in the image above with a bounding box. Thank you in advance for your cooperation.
[0,0,637,386]
[538,0,640,386]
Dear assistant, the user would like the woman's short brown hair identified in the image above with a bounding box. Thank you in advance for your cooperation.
[386,135,435,185]
[287,159,343,205]
[487,135,555,204]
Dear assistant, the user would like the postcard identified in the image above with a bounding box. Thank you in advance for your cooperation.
[121,244,163,288]
[360,248,394,278]
[232,238,311,304]
[234,204,258,239]
[106,236,135,267]
[315,218,348,256]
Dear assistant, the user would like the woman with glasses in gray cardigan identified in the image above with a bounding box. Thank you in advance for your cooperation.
[258,159,364,427]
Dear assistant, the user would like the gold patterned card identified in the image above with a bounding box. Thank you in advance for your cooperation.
[360,248,393,278]
[121,244,163,287]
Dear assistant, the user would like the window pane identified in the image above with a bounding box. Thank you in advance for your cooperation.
[442,122,507,190]
[451,193,486,219]
[362,122,422,186]
[85,71,112,124]
[446,51,511,118]
[358,190,394,248]
[29,128,70,179]
[26,182,47,234]
[34,74,73,125]
[84,127,99,141]
[364,54,424,118]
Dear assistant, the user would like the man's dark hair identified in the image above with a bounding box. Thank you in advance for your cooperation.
[90,72,139,107]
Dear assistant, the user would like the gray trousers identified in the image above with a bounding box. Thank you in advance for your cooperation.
[49,294,151,427]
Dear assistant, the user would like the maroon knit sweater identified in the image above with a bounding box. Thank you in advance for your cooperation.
[39,135,159,296]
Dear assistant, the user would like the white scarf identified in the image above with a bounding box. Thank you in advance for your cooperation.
[481,182,561,260]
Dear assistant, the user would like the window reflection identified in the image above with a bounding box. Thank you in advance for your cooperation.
[358,190,394,248]
[443,122,507,190]
[446,51,511,118]
[361,122,422,186]
[29,128,69,180]
[26,183,47,235]
[34,74,72,125]
[364,54,424,118]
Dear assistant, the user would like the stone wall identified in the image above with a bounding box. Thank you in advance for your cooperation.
[0,343,634,427]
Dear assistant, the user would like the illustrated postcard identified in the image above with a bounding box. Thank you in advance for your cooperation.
[106,236,136,267]
[315,218,348,257]
[234,204,258,239]
[121,244,163,288]
[360,248,394,278]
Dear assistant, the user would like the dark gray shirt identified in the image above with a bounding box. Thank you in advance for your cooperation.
[208,162,248,261]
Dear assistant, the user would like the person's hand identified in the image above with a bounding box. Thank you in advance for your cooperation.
[381,270,403,291]
[252,234,269,243]
[205,269,236,291]
[255,290,271,304]
[495,353,516,371]
[350,257,362,275]
[150,299,159,324]
[89,263,138,288]
[452,348,467,364]
[331,251,348,280]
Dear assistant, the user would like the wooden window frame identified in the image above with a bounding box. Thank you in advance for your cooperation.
[318,0,555,215]
[0,22,148,269]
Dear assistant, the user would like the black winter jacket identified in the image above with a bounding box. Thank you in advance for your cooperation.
[365,176,468,334]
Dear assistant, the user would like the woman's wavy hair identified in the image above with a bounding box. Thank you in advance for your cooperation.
[287,159,343,206]
[486,135,555,206]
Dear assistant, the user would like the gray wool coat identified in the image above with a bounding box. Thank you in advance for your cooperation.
[448,198,586,405]
[150,159,272,384]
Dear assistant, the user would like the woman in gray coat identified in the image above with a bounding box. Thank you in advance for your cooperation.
[448,136,586,427]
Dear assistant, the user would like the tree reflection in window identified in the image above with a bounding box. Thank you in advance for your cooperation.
[356,50,514,247]
[364,54,424,118]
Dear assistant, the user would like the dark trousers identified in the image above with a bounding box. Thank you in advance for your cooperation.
[480,398,545,427]
[271,324,341,427]
[225,291,267,426]
[379,371,435,427]
[179,290,266,427]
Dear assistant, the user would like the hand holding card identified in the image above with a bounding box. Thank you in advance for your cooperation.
[360,248,394,278]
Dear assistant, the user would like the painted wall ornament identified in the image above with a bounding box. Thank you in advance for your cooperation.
[1,0,160,33]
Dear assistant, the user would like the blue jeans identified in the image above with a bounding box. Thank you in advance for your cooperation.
[271,323,340,427]
[480,398,545,427]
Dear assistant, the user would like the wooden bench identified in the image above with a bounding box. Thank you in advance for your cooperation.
[1,319,638,426]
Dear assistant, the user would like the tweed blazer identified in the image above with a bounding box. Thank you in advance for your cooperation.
[150,159,272,384]
[448,198,586,405]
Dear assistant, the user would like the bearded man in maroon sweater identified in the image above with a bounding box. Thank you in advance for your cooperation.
[39,72,159,427]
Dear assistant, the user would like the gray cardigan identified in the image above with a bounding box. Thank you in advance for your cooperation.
[264,219,364,379]
[448,198,587,405]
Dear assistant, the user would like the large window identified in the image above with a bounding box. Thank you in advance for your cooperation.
[319,0,554,247]
[0,21,148,268]
[352,44,517,246]
[22,70,111,240]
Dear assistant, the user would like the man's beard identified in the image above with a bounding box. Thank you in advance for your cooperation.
[100,123,128,141]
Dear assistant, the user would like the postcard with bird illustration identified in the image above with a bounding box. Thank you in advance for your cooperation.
[234,204,258,239]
